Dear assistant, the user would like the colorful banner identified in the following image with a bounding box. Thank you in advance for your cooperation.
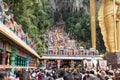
[99,60,107,70]
[87,61,93,69]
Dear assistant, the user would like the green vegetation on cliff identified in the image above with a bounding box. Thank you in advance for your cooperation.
[3,0,105,54]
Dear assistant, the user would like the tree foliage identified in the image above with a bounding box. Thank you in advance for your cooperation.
[61,8,91,48]
[3,0,105,53]
[53,1,105,52]
[3,0,51,54]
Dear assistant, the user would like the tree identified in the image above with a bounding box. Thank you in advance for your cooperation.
[3,0,52,55]
[60,8,91,48]
[36,41,43,55]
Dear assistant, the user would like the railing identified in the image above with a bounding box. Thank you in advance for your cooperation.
[42,52,101,56]
[41,54,103,60]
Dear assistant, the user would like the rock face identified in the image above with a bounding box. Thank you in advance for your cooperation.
[106,52,120,69]
[48,0,89,12]
[48,0,101,12]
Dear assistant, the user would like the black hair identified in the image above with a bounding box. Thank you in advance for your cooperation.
[108,72,114,76]
[90,70,94,74]
[15,71,21,78]
[0,71,8,80]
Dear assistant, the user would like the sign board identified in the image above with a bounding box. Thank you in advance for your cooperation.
[87,61,93,69]
[99,60,107,70]
[92,59,97,67]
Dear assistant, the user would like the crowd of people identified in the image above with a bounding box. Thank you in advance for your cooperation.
[46,25,100,56]
[0,67,120,80]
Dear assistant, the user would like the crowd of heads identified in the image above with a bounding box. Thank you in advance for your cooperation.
[0,67,120,80]
[0,68,33,80]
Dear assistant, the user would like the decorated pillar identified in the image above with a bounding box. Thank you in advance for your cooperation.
[83,59,87,68]
[26,55,30,71]
[2,53,7,68]
[34,59,37,67]
[10,51,16,65]
[60,50,62,55]
[10,51,16,73]
[55,50,58,55]
[2,41,7,69]
[43,60,47,68]
[57,60,61,69]
[92,59,98,69]
[26,55,30,66]
[7,53,10,65]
